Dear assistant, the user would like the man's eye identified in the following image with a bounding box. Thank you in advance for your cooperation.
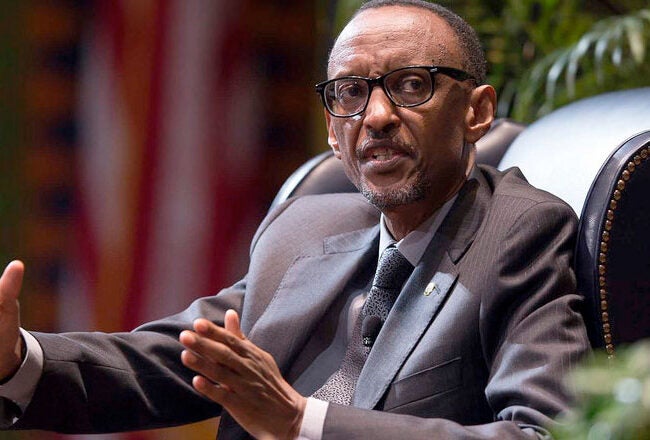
[397,76,425,93]
[337,82,364,100]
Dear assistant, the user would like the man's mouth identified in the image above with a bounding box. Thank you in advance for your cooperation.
[370,148,401,161]
[360,142,411,162]
[356,143,413,175]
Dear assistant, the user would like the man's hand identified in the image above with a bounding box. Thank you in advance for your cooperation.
[0,261,25,382]
[180,310,307,440]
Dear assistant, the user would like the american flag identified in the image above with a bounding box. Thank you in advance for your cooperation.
[56,1,262,438]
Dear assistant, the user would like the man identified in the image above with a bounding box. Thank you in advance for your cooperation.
[0,0,589,439]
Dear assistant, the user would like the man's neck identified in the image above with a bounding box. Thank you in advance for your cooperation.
[382,202,440,241]
[382,176,468,240]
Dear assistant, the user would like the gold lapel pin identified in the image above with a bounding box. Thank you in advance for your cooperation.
[424,282,436,296]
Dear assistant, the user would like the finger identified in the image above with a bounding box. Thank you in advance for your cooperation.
[181,349,238,390]
[224,309,244,339]
[192,375,231,405]
[192,319,248,356]
[180,330,243,369]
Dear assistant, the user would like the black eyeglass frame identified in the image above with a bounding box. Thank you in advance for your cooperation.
[315,65,476,118]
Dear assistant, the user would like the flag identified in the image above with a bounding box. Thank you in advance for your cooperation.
[57,0,262,438]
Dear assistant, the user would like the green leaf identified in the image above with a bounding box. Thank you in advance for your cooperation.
[624,17,646,64]
[594,29,613,84]
[567,33,596,96]
[545,48,571,103]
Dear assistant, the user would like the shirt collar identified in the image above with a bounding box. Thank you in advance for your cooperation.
[379,193,457,266]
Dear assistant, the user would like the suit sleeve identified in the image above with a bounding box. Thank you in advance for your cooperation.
[5,198,306,434]
[321,201,590,439]
[9,281,245,434]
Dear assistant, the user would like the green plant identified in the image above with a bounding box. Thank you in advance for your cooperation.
[554,341,650,440]
[510,8,650,121]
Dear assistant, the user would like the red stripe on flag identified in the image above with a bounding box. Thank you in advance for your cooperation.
[123,0,170,330]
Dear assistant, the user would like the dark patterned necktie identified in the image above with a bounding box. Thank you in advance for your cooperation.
[312,245,413,404]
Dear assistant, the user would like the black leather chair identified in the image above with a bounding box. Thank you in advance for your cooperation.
[498,88,650,354]
[474,118,525,167]
[271,90,650,354]
[574,131,650,354]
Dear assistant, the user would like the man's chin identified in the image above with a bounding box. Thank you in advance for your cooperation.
[359,183,428,211]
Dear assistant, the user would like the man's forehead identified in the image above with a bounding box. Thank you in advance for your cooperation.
[341,6,427,37]
[328,6,460,76]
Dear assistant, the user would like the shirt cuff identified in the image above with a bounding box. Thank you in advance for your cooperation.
[297,397,329,440]
[0,329,44,418]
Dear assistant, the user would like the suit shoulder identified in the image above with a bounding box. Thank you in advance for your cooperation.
[479,165,575,213]
[276,192,379,226]
[251,192,379,253]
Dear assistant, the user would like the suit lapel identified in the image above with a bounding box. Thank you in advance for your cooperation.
[219,224,379,440]
[248,225,379,373]
[353,175,490,409]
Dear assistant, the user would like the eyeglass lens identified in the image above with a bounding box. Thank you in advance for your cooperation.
[323,67,434,117]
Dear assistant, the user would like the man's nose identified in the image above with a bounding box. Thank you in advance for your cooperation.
[363,86,400,133]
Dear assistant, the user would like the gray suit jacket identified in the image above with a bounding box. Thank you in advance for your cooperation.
[13,165,590,439]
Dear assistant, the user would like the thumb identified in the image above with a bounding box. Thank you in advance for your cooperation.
[0,260,24,304]
[0,260,25,380]
[224,309,244,339]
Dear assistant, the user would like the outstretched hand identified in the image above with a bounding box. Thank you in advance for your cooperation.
[0,260,25,381]
[179,310,306,440]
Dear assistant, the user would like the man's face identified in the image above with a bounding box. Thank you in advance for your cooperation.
[326,6,477,214]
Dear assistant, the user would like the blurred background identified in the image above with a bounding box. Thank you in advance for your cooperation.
[0,0,648,439]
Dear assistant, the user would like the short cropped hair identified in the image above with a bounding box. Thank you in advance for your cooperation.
[352,0,487,84]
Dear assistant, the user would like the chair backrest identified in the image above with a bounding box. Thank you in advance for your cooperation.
[575,131,650,353]
[270,151,356,208]
[498,88,650,215]
[270,118,525,208]
[497,87,650,353]
[474,118,525,167]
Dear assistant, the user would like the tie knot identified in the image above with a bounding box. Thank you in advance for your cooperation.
[373,246,413,291]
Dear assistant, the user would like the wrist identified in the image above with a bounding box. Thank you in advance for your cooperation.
[286,395,307,440]
[0,335,24,384]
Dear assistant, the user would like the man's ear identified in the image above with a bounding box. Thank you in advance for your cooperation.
[464,85,496,144]
[325,109,342,159]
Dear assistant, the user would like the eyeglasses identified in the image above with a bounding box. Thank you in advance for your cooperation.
[315,65,476,118]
